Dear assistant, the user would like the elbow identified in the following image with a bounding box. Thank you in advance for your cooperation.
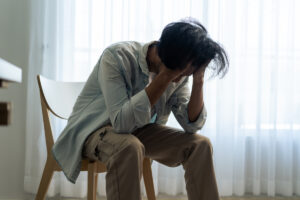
[111,124,132,134]
[183,127,198,134]
[110,105,150,134]
[110,111,135,134]
[184,117,207,134]
[111,119,133,134]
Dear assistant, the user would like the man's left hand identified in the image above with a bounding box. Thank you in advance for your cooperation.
[193,67,205,83]
[192,60,210,83]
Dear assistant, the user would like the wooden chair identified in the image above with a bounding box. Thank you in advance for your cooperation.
[35,75,156,200]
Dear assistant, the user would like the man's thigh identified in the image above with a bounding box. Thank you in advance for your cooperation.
[82,123,209,167]
[82,124,142,164]
[132,123,210,167]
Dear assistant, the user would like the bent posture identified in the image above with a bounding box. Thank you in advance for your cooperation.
[51,18,228,200]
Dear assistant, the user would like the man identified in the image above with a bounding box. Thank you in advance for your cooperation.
[51,18,228,200]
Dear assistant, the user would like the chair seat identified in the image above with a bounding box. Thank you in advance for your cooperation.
[51,156,107,173]
[80,159,107,173]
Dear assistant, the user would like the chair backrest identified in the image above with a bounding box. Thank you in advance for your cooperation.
[37,75,85,154]
[37,75,85,119]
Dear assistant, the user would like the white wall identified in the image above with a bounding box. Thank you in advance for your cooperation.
[0,0,30,199]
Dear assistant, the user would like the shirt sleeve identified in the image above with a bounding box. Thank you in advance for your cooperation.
[98,48,152,133]
[168,76,207,134]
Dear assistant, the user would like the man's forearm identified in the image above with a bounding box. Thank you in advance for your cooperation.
[145,73,172,107]
[188,78,204,122]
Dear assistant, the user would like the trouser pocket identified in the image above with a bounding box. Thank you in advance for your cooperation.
[82,126,110,161]
[82,125,131,163]
[95,139,115,164]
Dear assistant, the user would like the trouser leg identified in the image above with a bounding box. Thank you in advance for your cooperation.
[82,125,145,200]
[82,123,220,200]
[132,123,220,200]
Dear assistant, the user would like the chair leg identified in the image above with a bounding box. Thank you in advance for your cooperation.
[35,158,55,200]
[88,162,98,200]
[143,158,156,200]
[94,173,98,200]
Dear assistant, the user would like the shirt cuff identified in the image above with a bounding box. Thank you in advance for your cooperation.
[130,89,152,127]
[184,104,207,133]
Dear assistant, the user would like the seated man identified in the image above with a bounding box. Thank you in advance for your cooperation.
[51,18,228,200]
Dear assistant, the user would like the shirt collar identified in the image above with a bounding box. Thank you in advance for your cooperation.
[138,40,157,76]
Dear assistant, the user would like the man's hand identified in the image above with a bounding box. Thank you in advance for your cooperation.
[145,63,188,107]
[158,63,187,82]
[188,61,210,122]
[193,61,210,83]
[193,67,205,83]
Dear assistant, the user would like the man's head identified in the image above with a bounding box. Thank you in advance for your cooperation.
[156,18,229,78]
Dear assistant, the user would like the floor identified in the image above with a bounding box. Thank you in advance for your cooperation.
[139,195,300,200]
[43,194,300,200]
[143,195,300,200]
[23,193,300,200]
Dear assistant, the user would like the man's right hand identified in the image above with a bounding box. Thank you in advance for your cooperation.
[158,63,187,82]
[145,63,191,107]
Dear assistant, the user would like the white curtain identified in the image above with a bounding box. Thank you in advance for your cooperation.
[25,0,300,198]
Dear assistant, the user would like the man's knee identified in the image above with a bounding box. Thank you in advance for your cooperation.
[123,136,145,158]
[193,134,213,154]
[106,135,145,170]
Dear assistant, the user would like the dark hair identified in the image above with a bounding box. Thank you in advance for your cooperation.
[157,18,229,78]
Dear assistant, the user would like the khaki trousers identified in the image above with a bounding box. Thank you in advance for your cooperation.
[82,123,220,200]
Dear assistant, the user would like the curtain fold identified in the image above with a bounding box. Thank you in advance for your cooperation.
[25,0,300,198]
